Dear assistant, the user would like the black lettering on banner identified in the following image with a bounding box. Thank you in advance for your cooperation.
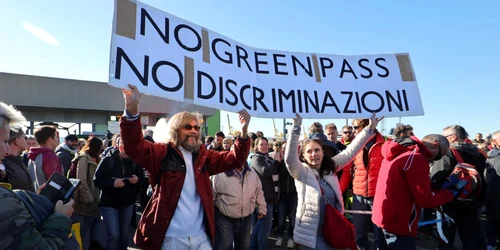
[254,52,269,74]
[174,24,202,52]
[115,47,149,86]
[225,79,238,106]
[297,90,303,113]
[358,58,373,79]
[304,90,320,113]
[196,71,216,99]
[218,77,224,103]
[340,59,358,79]
[402,90,409,111]
[355,91,362,113]
[140,8,169,44]
[341,91,356,114]
[375,58,389,77]
[273,54,288,75]
[236,46,253,72]
[152,61,183,92]
[271,89,277,112]
[385,90,403,112]
[252,87,270,112]
[319,57,334,77]
[321,91,341,113]
[212,38,233,64]
[361,91,384,113]
[239,85,252,109]
[278,90,296,113]
[291,56,313,77]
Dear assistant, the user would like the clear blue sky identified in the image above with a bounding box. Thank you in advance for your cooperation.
[1,0,498,139]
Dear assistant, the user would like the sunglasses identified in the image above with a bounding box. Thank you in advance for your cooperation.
[183,124,201,131]
[353,126,360,130]
[342,131,352,134]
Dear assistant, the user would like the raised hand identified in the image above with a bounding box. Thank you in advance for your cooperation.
[368,113,384,130]
[122,84,142,115]
[292,113,302,126]
[238,110,251,138]
[274,150,283,162]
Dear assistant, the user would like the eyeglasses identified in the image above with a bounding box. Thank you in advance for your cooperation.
[353,126,360,130]
[183,124,201,131]
[342,131,352,134]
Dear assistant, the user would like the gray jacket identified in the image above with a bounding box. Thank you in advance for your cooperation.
[55,144,76,175]
[250,153,279,205]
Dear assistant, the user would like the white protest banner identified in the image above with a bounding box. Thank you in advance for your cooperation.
[109,0,424,119]
[107,121,120,134]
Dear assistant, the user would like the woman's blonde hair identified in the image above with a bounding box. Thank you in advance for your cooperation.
[165,111,203,147]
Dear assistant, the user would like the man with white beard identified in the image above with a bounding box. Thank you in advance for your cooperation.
[119,84,252,250]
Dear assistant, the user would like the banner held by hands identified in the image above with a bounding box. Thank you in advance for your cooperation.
[109,0,424,119]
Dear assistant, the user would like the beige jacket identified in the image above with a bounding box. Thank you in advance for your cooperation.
[73,152,100,217]
[212,167,267,219]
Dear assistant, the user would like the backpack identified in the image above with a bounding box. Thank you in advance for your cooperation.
[449,148,482,202]
[146,144,174,197]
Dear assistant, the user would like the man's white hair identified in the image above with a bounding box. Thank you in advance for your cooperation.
[0,102,26,128]
[492,130,500,140]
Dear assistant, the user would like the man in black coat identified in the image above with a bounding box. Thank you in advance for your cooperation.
[431,125,487,250]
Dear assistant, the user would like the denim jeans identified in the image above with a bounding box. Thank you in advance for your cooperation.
[250,203,274,250]
[100,205,134,250]
[352,195,380,250]
[215,208,252,250]
[78,215,101,250]
[277,193,297,238]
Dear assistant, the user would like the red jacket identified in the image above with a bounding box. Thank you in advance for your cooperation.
[371,136,454,236]
[27,147,63,179]
[120,117,251,250]
[352,132,384,197]
[339,163,352,194]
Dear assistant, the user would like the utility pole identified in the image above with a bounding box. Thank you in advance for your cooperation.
[283,118,292,141]
[283,118,287,141]
[380,119,387,135]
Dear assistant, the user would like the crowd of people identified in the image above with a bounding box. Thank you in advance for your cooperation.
[0,84,499,250]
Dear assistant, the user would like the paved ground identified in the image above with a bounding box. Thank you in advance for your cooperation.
[117,205,464,250]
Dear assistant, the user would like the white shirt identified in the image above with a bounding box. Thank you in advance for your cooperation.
[165,146,205,237]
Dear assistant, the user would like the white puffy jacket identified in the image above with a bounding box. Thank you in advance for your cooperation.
[284,125,373,249]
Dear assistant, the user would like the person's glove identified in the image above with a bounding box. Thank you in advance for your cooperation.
[441,174,460,189]
[441,175,468,198]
